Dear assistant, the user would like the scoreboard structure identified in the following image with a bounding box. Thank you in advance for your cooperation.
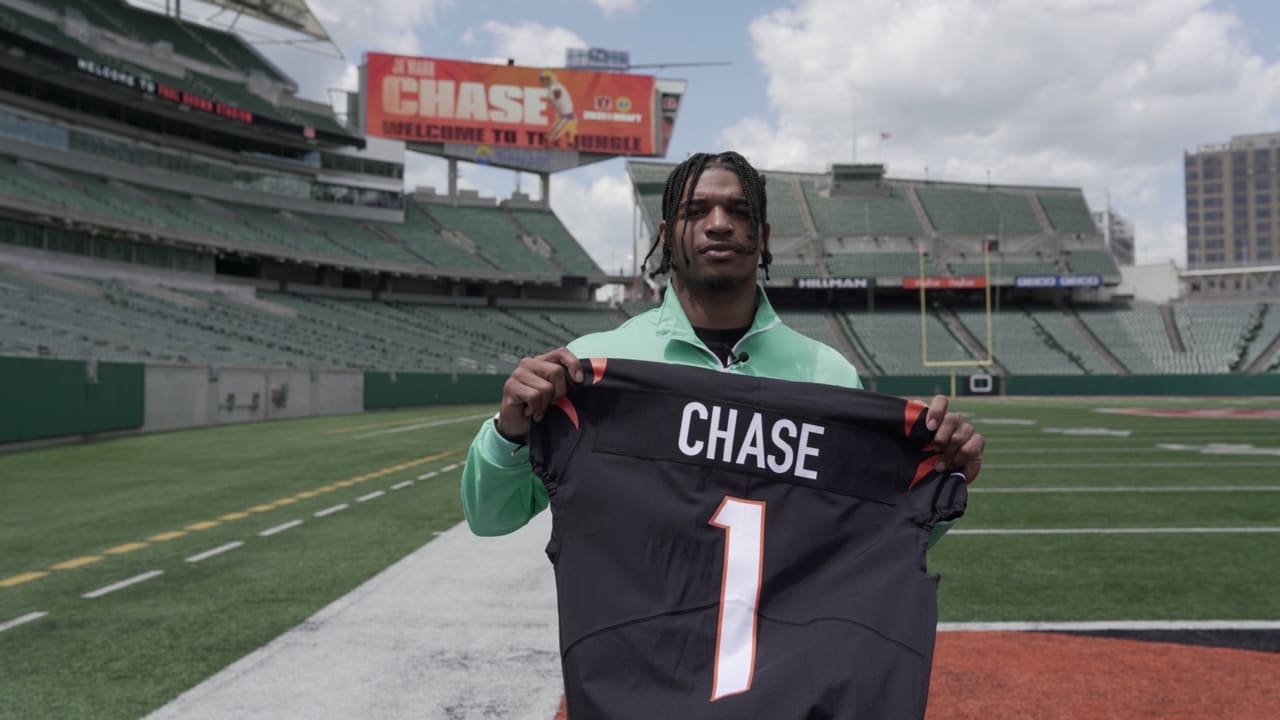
[357,52,686,178]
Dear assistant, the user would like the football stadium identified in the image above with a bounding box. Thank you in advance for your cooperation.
[1,1,1278,718]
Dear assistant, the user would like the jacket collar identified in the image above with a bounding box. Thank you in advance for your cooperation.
[653,282,782,346]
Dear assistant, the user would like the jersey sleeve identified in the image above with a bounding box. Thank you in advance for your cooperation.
[459,417,550,536]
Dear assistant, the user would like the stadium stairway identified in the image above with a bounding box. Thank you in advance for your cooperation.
[938,305,1009,375]
[1061,305,1128,373]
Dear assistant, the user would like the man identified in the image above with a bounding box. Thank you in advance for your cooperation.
[538,69,577,148]
[461,150,984,540]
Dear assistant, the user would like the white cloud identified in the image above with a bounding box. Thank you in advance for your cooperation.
[473,20,588,67]
[550,171,636,274]
[722,0,1280,267]
[589,0,639,15]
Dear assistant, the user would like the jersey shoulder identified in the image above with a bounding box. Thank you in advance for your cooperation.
[567,308,659,357]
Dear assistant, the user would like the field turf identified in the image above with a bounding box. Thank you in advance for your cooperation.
[1,396,1278,719]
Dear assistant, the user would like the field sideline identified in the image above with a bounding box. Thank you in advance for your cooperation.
[2,396,1279,719]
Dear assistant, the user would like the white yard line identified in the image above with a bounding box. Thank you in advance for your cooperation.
[356,491,385,503]
[82,570,164,598]
[972,486,1280,493]
[185,542,245,563]
[390,480,414,490]
[0,611,47,633]
[259,520,304,537]
[352,412,491,440]
[950,527,1280,536]
[314,504,348,518]
[416,471,438,480]
[939,620,1280,632]
[440,464,459,472]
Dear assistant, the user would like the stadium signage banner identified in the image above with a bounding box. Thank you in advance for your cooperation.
[901,276,987,289]
[365,53,656,154]
[1014,275,1103,288]
[75,57,254,125]
[794,277,871,290]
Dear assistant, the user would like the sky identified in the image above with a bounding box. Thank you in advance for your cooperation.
[158,0,1280,274]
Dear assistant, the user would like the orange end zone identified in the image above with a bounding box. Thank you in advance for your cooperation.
[927,631,1280,719]
[554,633,1280,718]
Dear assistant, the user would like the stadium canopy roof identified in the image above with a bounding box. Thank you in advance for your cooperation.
[202,0,331,41]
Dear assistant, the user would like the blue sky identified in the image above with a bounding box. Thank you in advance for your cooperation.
[163,0,1280,273]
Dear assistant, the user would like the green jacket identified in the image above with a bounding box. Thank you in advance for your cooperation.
[460,285,956,544]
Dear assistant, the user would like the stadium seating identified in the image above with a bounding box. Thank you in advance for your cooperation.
[953,306,1084,375]
[840,309,976,376]
[1072,303,1166,373]
[1173,303,1256,373]
[1024,306,1114,374]
[1038,192,1100,234]
[508,209,602,275]
[419,204,558,274]
[768,180,809,237]
[916,187,1041,237]
[1240,304,1280,370]
[801,182,923,237]
[773,308,845,355]
[1064,249,1121,277]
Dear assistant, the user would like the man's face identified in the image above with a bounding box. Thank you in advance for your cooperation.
[660,167,770,293]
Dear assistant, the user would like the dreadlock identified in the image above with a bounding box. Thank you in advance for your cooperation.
[642,151,772,281]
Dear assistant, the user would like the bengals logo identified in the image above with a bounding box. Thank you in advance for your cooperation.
[593,96,614,111]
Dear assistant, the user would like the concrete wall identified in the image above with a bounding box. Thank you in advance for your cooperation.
[143,364,363,433]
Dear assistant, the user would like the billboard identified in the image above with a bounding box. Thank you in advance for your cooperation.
[1014,275,1103,288]
[902,276,988,289]
[793,277,872,290]
[365,53,656,155]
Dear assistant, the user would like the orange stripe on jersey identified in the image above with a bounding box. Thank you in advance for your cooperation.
[904,399,928,439]
[555,396,580,429]
[590,357,607,385]
[910,455,939,490]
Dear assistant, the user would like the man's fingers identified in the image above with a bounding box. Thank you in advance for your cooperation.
[925,394,948,432]
[937,420,974,471]
[539,347,583,383]
[960,434,985,483]
[930,411,962,459]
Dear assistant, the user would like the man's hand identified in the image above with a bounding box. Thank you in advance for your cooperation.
[925,394,984,483]
[495,347,583,443]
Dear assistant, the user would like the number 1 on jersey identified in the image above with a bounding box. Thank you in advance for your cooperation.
[708,496,766,701]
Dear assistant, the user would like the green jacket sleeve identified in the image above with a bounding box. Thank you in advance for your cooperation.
[459,417,549,536]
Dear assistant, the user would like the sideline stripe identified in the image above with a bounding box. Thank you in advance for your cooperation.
[148,531,188,542]
[352,412,491,439]
[51,556,103,570]
[986,462,1280,469]
[184,520,220,531]
[247,504,275,513]
[0,611,47,633]
[973,485,1280,493]
[82,570,163,598]
[272,497,298,506]
[356,491,384,503]
[259,520,303,537]
[102,542,148,555]
[939,620,1280,632]
[185,542,244,563]
[218,512,250,521]
[322,411,481,435]
[390,480,413,490]
[314,504,348,518]
[0,571,49,588]
[951,527,1280,536]
[417,471,438,480]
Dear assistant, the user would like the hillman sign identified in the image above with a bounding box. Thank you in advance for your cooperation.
[793,277,872,290]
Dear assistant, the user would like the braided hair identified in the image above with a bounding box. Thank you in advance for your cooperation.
[642,151,772,280]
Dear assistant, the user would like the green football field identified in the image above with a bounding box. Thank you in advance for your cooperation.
[1,396,1278,719]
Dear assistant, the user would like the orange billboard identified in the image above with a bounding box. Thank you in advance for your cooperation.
[365,53,656,155]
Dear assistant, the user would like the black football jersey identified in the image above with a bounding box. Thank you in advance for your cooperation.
[528,358,968,720]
